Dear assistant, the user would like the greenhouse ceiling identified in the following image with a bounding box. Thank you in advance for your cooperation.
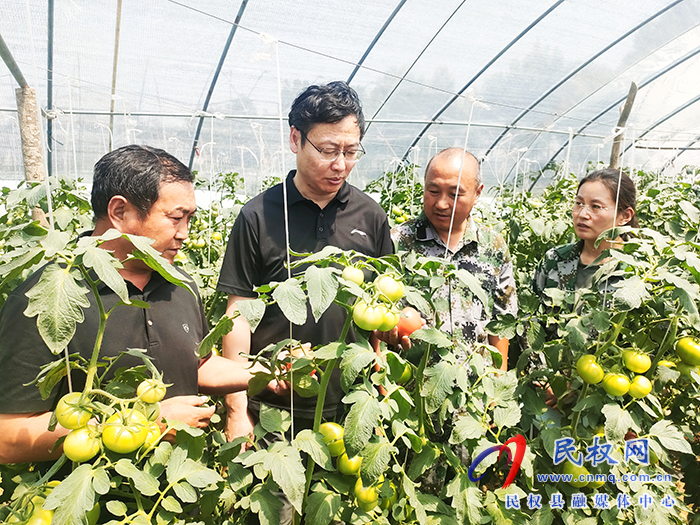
[2,0,700,192]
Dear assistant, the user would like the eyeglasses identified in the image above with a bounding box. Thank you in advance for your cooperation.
[300,130,365,163]
[572,201,609,215]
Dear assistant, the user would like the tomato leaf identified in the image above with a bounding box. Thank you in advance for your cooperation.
[339,343,376,392]
[260,442,306,513]
[124,233,195,296]
[451,413,486,443]
[446,475,482,525]
[249,483,284,524]
[343,391,382,458]
[602,404,637,441]
[81,244,129,303]
[259,404,291,434]
[305,491,341,525]
[649,420,693,454]
[304,265,338,322]
[422,362,459,413]
[359,440,395,486]
[198,314,234,358]
[613,274,651,309]
[115,458,160,496]
[404,285,432,315]
[411,326,452,348]
[493,400,521,428]
[161,495,183,513]
[455,269,490,314]
[106,500,128,517]
[272,278,307,325]
[173,480,198,503]
[43,464,96,525]
[24,264,91,354]
[237,298,266,332]
[292,429,333,471]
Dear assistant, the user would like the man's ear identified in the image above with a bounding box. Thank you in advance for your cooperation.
[475,183,484,200]
[106,195,130,232]
[289,126,301,154]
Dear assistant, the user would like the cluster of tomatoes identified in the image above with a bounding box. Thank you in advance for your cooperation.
[575,350,653,398]
[575,337,700,398]
[318,422,398,514]
[391,205,412,224]
[55,378,166,463]
[342,268,422,339]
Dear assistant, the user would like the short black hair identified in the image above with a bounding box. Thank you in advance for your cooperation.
[91,145,193,221]
[288,81,365,140]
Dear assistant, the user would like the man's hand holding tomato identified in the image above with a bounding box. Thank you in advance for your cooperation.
[374,306,424,350]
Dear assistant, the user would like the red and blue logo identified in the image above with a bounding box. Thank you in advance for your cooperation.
[467,434,526,489]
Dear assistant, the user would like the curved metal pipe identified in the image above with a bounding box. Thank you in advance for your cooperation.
[347,0,408,84]
[400,0,566,162]
[188,0,249,170]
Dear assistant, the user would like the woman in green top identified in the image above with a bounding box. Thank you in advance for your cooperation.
[533,168,638,300]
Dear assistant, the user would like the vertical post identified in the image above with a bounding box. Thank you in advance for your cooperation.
[47,0,54,177]
[16,86,49,227]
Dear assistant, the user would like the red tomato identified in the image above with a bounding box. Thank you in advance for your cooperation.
[397,307,422,339]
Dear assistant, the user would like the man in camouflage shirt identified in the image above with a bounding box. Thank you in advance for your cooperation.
[392,147,517,369]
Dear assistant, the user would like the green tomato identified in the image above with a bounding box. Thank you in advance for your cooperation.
[212,231,223,241]
[142,422,162,449]
[102,410,149,454]
[622,350,651,374]
[352,301,384,331]
[676,337,700,366]
[602,373,630,396]
[63,424,100,463]
[657,359,676,369]
[588,476,605,489]
[337,453,362,476]
[134,401,161,422]
[391,206,403,217]
[376,305,399,332]
[628,375,653,398]
[319,422,345,457]
[354,478,379,512]
[576,355,604,384]
[137,379,167,404]
[341,266,365,285]
[397,362,413,384]
[55,392,93,430]
[194,238,206,249]
[25,507,53,525]
[677,361,700,379]
[562,461,589,488]
[375,275,404,303]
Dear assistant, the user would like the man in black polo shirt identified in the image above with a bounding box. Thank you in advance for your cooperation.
[217,81,393,444]
[0,145,272,464]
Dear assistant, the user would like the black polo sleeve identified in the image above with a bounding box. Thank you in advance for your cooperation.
[217,206,261,298]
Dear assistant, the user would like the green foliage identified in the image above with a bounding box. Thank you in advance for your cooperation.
[2,165,700,524]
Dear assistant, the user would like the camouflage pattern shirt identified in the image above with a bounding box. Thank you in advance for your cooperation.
[392,213,518,362]
[532,240,583,297]
[532,240,624,305]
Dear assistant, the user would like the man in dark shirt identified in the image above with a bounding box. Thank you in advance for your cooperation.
[217,81,393,443]
[0,145,271,464]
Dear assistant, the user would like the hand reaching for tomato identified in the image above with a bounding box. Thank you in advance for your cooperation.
[374,306,424,350]
[159,395,215,432]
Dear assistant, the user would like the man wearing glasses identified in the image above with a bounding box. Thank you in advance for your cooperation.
[216,82,393,457]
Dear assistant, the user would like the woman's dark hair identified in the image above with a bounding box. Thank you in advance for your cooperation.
[578,168,639,228]
[91,145,193,220]
[288,81,365,140]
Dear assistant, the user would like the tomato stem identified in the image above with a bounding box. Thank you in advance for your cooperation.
[570,382,588,439]
[646,313,679,378]
[78,268,109,399]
